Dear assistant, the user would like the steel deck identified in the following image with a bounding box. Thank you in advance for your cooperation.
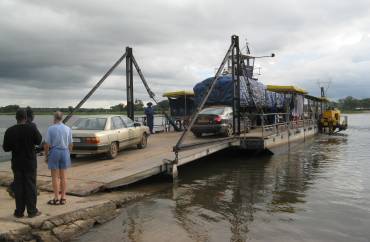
[0,132,239,196]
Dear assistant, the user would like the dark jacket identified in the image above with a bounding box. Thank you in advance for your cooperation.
[2,123,42,171]
[144,107,154,119]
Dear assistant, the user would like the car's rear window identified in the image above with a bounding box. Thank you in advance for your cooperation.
[199,107,225,115]
[72,118,107,130]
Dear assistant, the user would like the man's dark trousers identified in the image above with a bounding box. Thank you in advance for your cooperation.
[13,169,38,216]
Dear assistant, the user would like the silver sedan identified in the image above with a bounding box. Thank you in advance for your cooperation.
[71,115,150,159]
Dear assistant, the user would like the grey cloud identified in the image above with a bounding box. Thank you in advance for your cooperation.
[0,0,370,107]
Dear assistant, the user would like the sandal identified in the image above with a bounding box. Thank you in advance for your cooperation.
[47,198,60,205]
[60,198,66,205]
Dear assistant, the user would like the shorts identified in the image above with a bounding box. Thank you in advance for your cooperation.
[48,148,71,170]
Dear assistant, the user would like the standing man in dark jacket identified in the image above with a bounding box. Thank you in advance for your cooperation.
[2,109,42,218]
[144,102,155,134]
[7,106,38,198]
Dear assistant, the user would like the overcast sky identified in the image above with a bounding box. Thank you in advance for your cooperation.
[1,0,369,108]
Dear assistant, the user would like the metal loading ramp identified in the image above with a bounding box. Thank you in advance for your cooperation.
[0,132,239,196]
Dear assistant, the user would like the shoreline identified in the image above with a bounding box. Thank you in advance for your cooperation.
[341,110,370,114]
[0,176,170,242]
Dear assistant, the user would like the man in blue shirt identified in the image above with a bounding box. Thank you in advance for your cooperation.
[43,111,73,205]
[144,102,154,134]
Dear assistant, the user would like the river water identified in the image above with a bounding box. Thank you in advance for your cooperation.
[77,113,370,242]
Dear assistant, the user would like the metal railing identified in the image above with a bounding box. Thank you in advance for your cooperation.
[241,112,318,139]
[134,115,170,133]
[135,111,319,138]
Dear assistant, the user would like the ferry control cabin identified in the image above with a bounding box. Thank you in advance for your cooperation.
[163,90,196,130]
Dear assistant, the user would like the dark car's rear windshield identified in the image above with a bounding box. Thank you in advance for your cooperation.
[199,107,225,115]
[72,118,107,130]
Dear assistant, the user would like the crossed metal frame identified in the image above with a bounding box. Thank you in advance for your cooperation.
[63,47,180,131]
[173,35,242,153]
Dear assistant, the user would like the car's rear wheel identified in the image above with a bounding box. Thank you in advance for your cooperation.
[193,132,202,138]
[137,133,148,149]
[224,124,233,137]
[107,142,118,159]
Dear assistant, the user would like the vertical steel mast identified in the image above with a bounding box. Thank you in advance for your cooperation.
[231,35,241,135]
[126,47,134,121]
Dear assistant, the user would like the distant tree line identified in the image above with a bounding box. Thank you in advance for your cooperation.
[0,105,111,114]
[335,96,370,110]
[109,99,145,112]
[0,99,170,114]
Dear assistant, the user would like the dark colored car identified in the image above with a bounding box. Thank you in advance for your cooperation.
[191,106,234,137]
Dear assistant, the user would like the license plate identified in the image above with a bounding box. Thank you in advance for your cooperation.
[198,117,209,124]
[73,138,81,143]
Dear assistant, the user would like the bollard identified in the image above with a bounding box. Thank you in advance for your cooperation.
[172,164,178,179]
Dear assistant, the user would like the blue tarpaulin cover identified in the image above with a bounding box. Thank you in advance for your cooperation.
[193,74,287,110]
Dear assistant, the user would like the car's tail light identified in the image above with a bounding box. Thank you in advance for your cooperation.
[85,137,100,144]
[214,115,222,124]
